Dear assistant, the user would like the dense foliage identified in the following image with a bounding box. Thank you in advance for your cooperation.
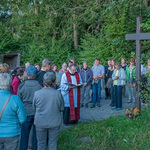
[0,0,150,67]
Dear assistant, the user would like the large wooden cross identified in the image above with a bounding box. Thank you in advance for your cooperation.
[126,17,150,111]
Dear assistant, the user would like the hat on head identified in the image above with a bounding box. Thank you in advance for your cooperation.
[27,66,37,76]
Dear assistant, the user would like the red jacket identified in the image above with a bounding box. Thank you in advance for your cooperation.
[12,76,21,95]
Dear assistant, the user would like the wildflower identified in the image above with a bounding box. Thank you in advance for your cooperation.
[126,107,140,119]
[130,113,133,117]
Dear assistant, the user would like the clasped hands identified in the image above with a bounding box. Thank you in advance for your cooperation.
[93,76,101,80]
[115,76,119,80]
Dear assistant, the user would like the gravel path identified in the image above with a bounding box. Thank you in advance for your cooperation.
[60,89,135,130]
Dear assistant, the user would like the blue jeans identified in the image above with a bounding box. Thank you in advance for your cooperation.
[20,116,37,150]
[92,80,101,105]
[110,86,115,105]
[114,85,123,108]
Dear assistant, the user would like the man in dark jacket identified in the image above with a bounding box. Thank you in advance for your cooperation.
[17,66,42,150]
[37,58,53,87]
[80,62,93,108]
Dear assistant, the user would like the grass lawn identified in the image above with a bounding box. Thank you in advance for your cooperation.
[58,106,150,150]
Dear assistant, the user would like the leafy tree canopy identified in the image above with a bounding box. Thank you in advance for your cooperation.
[0,0,150,67]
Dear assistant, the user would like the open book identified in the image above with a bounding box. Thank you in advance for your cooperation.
[64,82,83,87]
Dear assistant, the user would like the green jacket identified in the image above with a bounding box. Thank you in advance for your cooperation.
[126,65,136,81]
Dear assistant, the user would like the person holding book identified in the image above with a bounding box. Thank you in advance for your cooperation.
[60,64,82,125]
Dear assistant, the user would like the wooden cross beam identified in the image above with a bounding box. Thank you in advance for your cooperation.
[126,17,150,111]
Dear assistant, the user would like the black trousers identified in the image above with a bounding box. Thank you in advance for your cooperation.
[105,87,111,98]
[63,107,78,124]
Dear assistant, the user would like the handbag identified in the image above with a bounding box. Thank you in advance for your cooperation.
[0,94,12,122]
[105,78,113,89]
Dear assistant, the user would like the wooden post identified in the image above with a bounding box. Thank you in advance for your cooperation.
[135,17,141,111]
[126,17,150,112]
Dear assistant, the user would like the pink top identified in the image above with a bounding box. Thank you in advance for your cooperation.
[12,76,21,95]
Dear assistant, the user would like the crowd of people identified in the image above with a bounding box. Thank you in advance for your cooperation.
[0,57,150,150]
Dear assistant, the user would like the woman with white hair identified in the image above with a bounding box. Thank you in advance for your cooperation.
[0,73,26,150]
[33,72,64,150]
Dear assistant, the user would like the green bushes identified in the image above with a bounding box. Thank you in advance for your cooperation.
[0,0,150,67]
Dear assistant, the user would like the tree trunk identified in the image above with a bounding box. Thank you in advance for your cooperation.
[34,1,39,39]
[73,14,78,50]
[35,1,39,14]
[143,0,148,7]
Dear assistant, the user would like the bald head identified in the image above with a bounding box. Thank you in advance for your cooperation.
[25,62,30,70]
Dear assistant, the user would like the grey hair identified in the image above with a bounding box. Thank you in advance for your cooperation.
[0,73,12,90]
[42,58,51,67]
[28,74,36,80]
[25,62,30,67]
[69,64,76,69]
[62,62,67,66]
[83,61,88,65]
[115,62,121,67]
[43,72,56,87]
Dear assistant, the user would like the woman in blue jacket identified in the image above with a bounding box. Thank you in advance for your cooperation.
[0,73,26,150]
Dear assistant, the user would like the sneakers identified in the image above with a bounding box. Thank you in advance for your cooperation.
[111,106,116,110]
[90,104,95,108]
[90,103,101,108]
[127,100,132,103]
[97,103,101,107]
[111,106,122,110]
[127,99,135,103]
